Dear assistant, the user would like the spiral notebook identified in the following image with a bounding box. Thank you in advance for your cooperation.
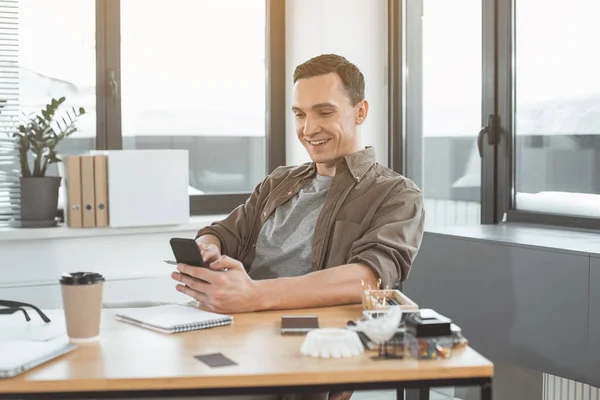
[115,304,233,334]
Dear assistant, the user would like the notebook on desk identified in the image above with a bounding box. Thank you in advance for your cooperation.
[0,339,76,378]
[115,304,233,334]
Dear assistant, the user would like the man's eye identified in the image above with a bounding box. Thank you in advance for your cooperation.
[295,113,306,119]
[319,112,333,117]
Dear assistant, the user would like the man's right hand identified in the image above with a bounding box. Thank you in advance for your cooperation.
[197,243,221,265]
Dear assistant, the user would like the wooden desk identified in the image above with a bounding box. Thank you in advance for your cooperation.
[0,305,493,399]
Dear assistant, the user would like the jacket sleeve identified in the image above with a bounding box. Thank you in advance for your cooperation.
[195,178,266,260]
[346,186,425,289]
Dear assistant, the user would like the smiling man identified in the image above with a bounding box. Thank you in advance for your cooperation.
[172,54,425,316]
[171,53,425,400]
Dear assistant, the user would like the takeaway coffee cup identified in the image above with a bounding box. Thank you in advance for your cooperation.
[59,272,105,342]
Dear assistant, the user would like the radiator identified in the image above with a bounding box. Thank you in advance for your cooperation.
[543,374,600,400]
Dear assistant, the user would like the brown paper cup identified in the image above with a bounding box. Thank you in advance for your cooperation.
[60,272,105,343]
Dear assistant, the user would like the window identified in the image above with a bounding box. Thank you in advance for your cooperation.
[3,0,284,218]
[97,0,284,215]
[120,0,267,196]
[398,0,600,230]
[0,0,96,225]
[512,0,600,220]
[17,0,96,159]
[403,0,482,228]
[0,0,19,226]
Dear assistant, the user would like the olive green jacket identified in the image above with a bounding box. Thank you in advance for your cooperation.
[196,147,425,288]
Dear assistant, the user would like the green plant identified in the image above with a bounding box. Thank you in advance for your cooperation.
[12,97,85,178]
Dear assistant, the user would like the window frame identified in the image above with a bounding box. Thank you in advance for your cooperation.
[495,0,600,230]
[95,0,285,216]
[387,0,405,175]
[391,0,600,231]
[391,0,495,225]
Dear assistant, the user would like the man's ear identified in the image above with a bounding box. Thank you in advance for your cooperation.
[356,100,369,125]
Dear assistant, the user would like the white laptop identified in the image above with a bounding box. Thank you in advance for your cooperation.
[0,339,76,378]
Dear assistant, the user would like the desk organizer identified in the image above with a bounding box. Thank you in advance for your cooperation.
[349,307,466,361]
[362,288,419,312]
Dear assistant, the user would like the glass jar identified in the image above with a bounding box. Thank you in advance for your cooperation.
[406,333,453,360]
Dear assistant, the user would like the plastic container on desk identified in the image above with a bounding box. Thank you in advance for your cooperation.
[404,309,453,360]
[406,333,453,360]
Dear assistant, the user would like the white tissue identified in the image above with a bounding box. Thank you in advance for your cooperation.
[349,305,403,344]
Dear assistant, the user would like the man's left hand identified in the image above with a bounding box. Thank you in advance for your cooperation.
[171,256,263,314]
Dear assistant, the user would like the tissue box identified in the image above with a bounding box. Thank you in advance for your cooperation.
[97,149,190,228]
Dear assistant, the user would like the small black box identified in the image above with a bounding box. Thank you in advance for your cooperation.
[405,309,452,338]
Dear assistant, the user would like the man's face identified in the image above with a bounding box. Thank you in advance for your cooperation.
[292,73,367,169]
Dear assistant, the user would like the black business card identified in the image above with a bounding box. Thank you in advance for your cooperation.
[194,352,237,368]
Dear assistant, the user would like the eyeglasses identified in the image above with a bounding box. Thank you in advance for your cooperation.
[0,300,51,323]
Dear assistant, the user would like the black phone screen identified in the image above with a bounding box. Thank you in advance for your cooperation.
[169,238,206,267]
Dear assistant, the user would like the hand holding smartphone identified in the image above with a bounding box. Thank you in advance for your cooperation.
[166,238,206,268]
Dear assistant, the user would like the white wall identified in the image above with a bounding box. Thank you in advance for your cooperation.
[0,219,220,308]
[285,0,389,167]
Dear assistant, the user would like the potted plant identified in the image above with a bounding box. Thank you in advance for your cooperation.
[11,97,85,227]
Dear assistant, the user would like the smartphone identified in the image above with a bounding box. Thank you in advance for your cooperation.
[167,238,206,268]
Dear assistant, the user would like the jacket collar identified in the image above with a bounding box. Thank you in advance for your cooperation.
[339,147,377,182]
[296,146,377,181]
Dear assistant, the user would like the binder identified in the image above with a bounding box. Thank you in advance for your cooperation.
[93,155,109,227]
[102,150,189,228]
[80,155,96,228]
[64,156,82,228]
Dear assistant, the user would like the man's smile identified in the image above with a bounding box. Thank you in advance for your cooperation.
[307,139,331,146]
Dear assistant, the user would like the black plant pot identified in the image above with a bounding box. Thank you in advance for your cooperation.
[19,176,61,227]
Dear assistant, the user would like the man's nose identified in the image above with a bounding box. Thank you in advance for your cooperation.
[303,116,320,136]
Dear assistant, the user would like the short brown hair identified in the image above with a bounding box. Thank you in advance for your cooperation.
[293,54,365,106]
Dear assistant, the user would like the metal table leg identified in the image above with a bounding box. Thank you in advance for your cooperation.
[405,388,430,400]
[481,378,493,400]
[397,388,405,400]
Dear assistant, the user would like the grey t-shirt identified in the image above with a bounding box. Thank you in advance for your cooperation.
[249,174,333,280]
